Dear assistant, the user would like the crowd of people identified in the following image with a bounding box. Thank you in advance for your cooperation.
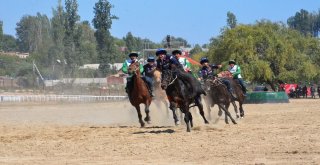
[121,48,248,99]
[287,84,320,99]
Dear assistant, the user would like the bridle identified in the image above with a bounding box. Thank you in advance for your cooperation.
[129,62,139,75]
[162,69,177,87]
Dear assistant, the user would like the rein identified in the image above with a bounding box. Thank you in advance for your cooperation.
[168,75,177,86]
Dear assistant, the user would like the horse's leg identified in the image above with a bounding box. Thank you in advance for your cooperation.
[231,101,239,118]
[220,104,229,124]
[195,96,209,124]
[169,102,180,125]
[183,107,192,132]
[144,103,151,124]
[239,102,245,118]
[135,105,145,127]
[225,103,237,124]
[219,103,237,124]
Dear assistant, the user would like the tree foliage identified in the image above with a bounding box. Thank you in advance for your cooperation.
[207,20,320,86]
[92,0,118,76]
[287,9,320,37]
[227,11,237,29]
[64,0,80,71]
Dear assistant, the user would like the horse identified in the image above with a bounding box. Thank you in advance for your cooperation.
[153,69,170,117]
[203,71,239,121]
[204,71,245,121]
[204,77,237,124]
[161,68,209,132]
[127,61,152,127]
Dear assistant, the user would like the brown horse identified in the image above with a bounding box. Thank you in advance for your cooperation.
[153,69,170,117]
[204,78,237,124]
[217,71,246,118]
[128,61,152,127]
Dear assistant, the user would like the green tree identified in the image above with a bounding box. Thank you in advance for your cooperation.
[16,13,52,65]
[287,9,320,37]
[49,0,65,73]
[64,0,80,71]
[92,0,118,76]
[1,35,17,51]
[76,21,98,65]
[189,44,203,57]
[227,11,237,29]
[0,21,3,50]
[207,20,320,89]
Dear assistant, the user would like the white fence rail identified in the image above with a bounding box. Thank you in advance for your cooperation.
[0,95,127,103]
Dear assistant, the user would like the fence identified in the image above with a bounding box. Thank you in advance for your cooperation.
[0,95,128,103]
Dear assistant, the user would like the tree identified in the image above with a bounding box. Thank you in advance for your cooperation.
[50,0,65,66]
[64,0,80,71]
[207,20,320,89]
[92,0,118,76]
[287,9,320,37]
[0,21,3,50]
[1,35,17,52]
[227,11,237,29]
[123,32,144,54]
[76,21,98,65]
[189,44,203,57]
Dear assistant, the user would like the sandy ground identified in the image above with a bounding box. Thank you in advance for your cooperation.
[0,99,319,165]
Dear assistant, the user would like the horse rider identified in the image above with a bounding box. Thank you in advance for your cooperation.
[155,48,182,71]
[121,52,144,96]
[228,60,247,95]
[199,57,236,99]
[155,48,206,98]
[142,56,156,97]
[171,49,192,73]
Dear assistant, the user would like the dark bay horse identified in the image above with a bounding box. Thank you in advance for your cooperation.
[217,71,246,118]
[204,78,237,124]
[161,68,209,132]
[128,61,152,127]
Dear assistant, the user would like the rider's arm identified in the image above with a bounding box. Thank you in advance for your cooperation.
[139,64,144,74]
[121,61,128,74]
[185,59,192,71]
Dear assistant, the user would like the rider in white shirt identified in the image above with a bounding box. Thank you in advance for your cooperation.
[228,60,247,95]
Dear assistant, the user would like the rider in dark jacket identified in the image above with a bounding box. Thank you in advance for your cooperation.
[142,56,156,97]
[199,57,236,99]
[155,48,206,98]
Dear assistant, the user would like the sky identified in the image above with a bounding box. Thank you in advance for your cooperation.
[1,0,320,45]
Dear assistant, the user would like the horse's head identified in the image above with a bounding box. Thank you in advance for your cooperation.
[153,69,161,83]
[128,61,140,75]
[160,69,175,90]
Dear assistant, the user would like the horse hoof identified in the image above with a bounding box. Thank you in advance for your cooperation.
[236,115,240,118]
[175,121,180,126]
[140,123,145,127]
[205,121,209,124]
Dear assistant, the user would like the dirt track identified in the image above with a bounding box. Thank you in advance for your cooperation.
[0,99,319,164]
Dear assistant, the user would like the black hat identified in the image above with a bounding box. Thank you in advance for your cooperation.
[172,50,182,55]
[128,52,139,57]
[147,56,155,62]
[228,60,236,65]
[200,57,209,64]
[155,48,167,56]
